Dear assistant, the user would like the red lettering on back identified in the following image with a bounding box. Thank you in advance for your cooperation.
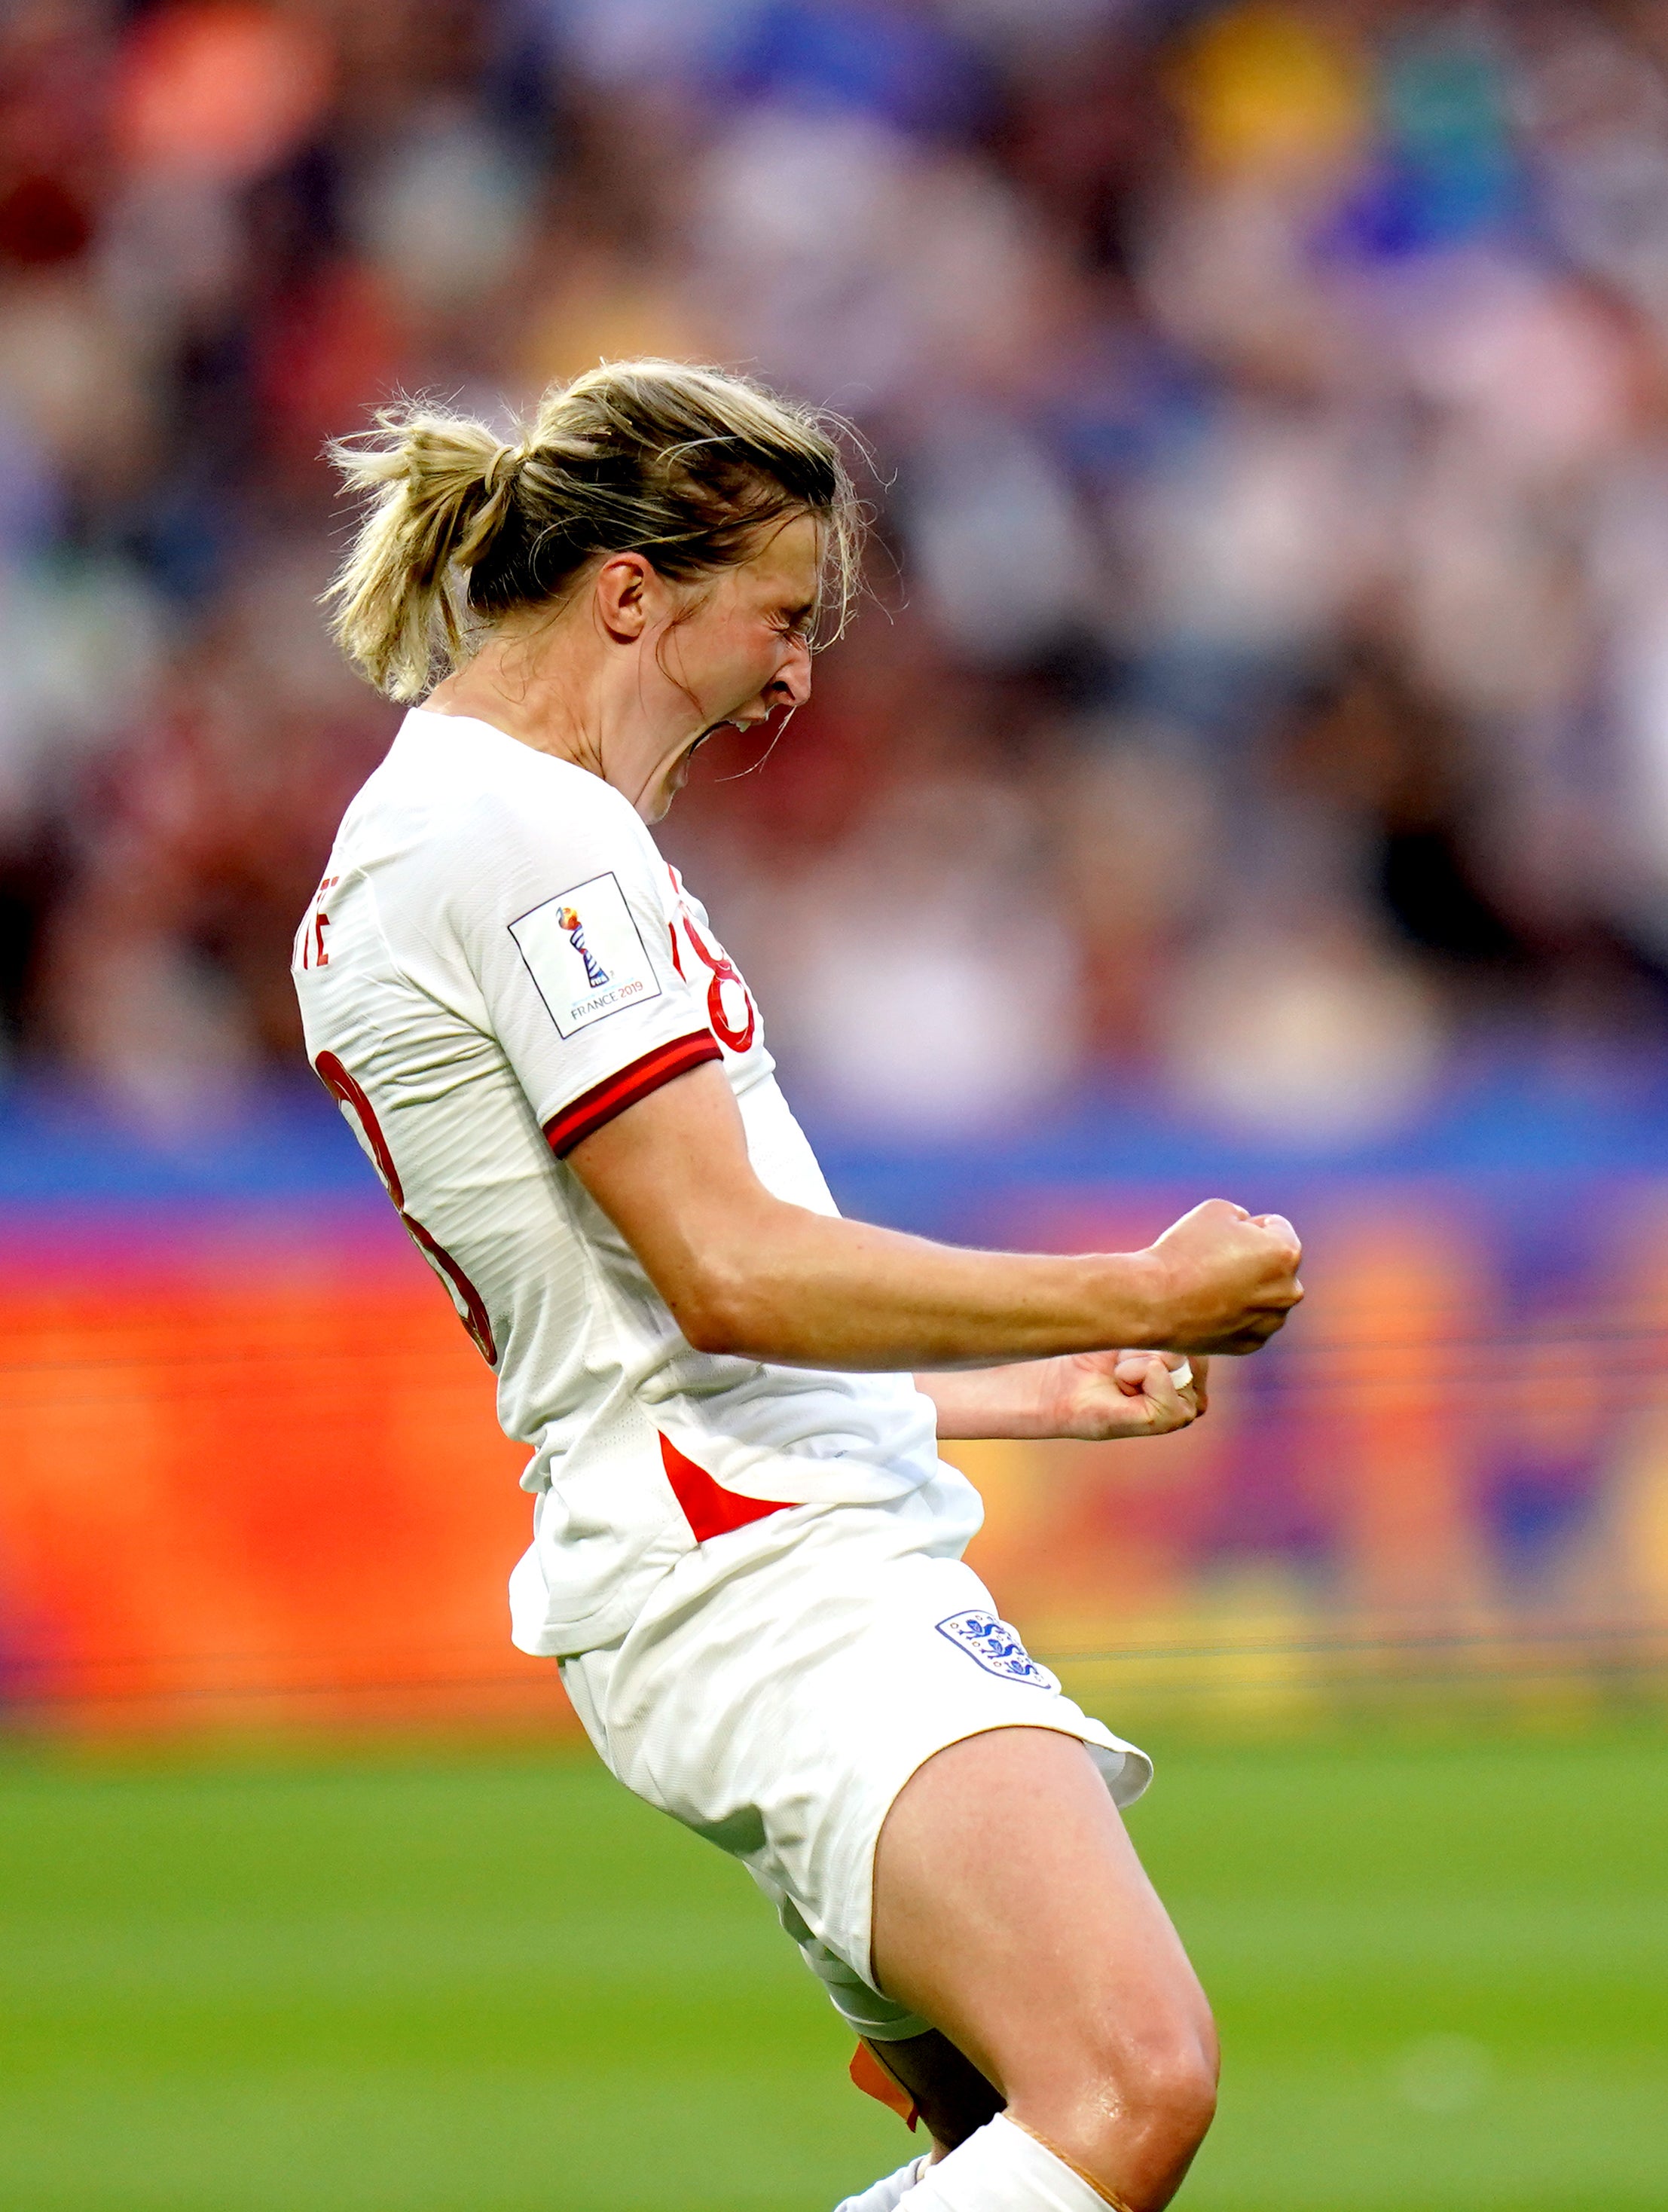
[313,1050,497,1366]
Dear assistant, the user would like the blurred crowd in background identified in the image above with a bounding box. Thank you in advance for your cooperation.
[11,0,1668,1137]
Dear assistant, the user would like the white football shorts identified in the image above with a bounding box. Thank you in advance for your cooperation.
[558,1468,1152,2040]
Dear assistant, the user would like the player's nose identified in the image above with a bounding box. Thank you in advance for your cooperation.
[769,639,812,710]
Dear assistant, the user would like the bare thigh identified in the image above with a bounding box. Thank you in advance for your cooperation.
[870,1728,1218,2212]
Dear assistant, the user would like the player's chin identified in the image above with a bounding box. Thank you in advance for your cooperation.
[646,767,687,820]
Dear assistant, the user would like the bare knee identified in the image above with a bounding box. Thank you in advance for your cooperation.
[1010,2015,1219,2212]
[1115,2024,1220,2165]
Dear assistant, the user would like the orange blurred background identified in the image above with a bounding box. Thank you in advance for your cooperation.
[6,1175,1666,1733]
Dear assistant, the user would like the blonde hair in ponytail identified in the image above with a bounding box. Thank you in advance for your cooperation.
[324,361,866,703]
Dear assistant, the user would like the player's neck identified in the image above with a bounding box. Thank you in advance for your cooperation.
[424,620,613,783]
[423,613,698,824]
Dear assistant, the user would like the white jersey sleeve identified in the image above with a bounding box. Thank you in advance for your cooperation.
[444,762,721,1154]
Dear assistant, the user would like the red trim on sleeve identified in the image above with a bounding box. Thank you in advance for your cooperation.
[542,1029,721,1157]
[658,1432,788,1544]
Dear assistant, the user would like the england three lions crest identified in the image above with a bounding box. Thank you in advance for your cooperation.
[936,1609,1056,1688]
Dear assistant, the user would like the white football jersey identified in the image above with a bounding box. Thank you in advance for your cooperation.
[292,710,965,1654]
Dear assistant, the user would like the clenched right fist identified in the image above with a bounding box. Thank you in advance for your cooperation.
[1144,1199,1303,1355]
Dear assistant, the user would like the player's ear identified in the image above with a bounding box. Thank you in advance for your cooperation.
[594,552,655,642]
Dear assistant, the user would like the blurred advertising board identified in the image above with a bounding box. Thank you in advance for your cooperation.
[1,1076,1666,1731]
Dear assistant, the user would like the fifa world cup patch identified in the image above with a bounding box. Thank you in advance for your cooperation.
[511,872,663,1037]
[935,1610,1055,1687]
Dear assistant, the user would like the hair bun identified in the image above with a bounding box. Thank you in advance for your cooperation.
[484,440,525,497]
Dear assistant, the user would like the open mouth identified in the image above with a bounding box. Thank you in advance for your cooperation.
[670,723,732,790]
[671,714,772,791]
[672,721,738,780]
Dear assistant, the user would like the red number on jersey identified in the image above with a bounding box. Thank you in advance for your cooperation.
[313,1050,498,1367]
[677,911,756,1054]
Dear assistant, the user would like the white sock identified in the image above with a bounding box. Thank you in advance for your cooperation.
[834,2153,931,2212]
[891,2114,1110,2210]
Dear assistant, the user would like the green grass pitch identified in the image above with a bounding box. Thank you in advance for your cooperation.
[0,1722,1662,2211]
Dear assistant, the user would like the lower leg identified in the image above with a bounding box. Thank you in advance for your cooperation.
[836,2113,1123,2212]
[861,2028,1004,2154]
[891,2112,1132,2210]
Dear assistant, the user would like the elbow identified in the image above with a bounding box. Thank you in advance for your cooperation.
[661,1195,802,1360]
[680,1298,747,1358]
[675,1255,764,1359]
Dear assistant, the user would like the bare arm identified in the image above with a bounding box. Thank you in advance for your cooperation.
[919,1353,1209,1441]
[567,1065,1301,1368]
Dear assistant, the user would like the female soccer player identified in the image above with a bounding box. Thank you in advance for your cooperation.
[295,360,1303,2212]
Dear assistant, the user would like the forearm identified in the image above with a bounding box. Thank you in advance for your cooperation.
[569,1065,1300,1367]
[658,1198,1170,1370]
[916,1364,1062,1440]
